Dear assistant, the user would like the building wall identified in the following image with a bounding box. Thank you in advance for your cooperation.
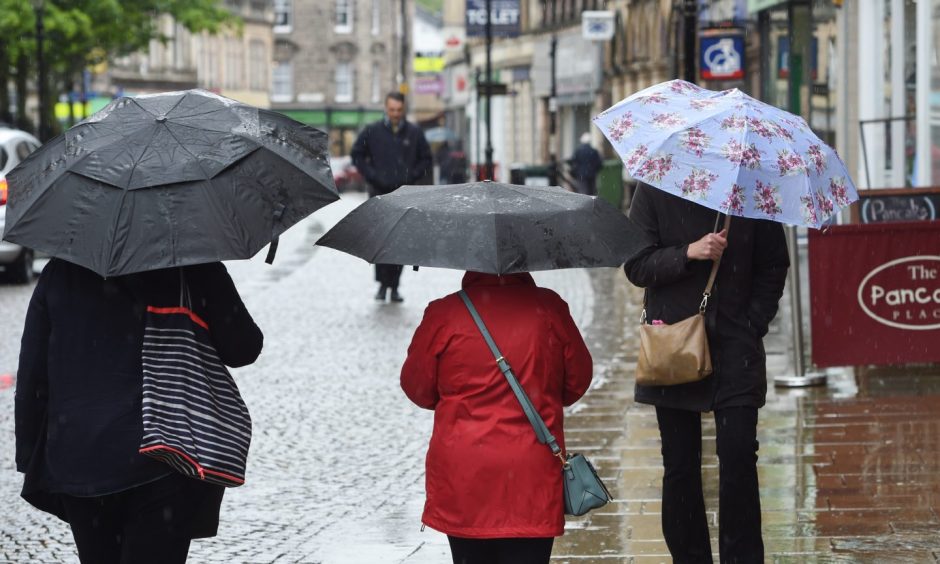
[109,0,274,110]
[272,0,408,154]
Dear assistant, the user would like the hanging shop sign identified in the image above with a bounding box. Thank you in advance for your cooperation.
[699,28,745,81]
[582,11,615,41]
[466,0,520,38]
[809,221,940,367]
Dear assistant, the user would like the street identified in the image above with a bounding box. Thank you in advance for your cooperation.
[2,193,940,563]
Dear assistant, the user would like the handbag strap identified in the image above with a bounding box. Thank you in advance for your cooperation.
[699,213,732,313]
[178,268,192,309]
[458,290,565,460]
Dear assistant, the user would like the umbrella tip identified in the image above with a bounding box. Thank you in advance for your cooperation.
[155,116,167,123]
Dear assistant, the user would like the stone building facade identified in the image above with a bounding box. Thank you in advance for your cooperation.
[271,0,412,154]
[106,0,275,110]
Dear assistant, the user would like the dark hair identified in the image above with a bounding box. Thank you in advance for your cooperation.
[385,91,405,104]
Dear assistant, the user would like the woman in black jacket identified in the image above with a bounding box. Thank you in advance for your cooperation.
[624,182,789,563]
[15,258,262,564]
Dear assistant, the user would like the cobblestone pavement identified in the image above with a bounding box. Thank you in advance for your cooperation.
[2,192,940,563]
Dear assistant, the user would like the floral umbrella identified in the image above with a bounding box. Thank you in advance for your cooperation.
[593,79,858,228]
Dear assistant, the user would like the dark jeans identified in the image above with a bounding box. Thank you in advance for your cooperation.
[61,475,197,564]
[447,536,554,564]
[655,406,763,564]
[375,263,403,288]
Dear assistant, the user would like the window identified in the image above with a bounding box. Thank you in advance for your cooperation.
[272,62,294,102]
[335,0,353,33]
[249,40,267,91]
[274,0,292,33]
[371,0,380,36]
[371,62,381,103]
[335,62,354,103]
[225,38,242,89]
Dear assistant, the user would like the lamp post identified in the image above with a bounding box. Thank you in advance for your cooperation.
[682,0,697,83]
[774,0,826,388]
[483,0,493,181]
[32,0,49,142]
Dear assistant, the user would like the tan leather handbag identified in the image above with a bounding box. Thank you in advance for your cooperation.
[635,214,729,386]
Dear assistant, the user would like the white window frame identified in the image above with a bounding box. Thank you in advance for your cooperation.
[249,40,267,91]
[335,0,353,34]
[371,0,380,36]
[272,62,294,103]
[335,62,354,103]
[274,0,293,34]
[371,61,381,103]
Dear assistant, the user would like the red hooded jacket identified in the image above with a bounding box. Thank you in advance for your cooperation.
[401,272,593,538]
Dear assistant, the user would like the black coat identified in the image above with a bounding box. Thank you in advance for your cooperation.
[15,259,262,535]
[570,143,603,183]
[351,118,433,195]
[624,183,789,412]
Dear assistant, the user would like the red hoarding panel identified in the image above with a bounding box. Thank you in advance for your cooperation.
[809,221,940,367]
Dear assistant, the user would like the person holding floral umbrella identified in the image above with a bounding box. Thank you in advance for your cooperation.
[596,79,859,563]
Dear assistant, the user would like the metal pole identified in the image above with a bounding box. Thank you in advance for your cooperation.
[683,0,697,83]
[484,0,493,181]
[775,0,825,388]
[34,1,48,142]
[915,0,932,186]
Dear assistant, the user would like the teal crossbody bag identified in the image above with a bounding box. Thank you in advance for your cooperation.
[458,290,612,516]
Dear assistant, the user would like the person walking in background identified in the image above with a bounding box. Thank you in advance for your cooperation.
[401,271,593,564]
[623,182,789,563]
[15,259,263,564]
[568,132,604,196]
[351,92,432,303]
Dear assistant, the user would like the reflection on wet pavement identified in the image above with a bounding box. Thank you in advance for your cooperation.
[550,269,940,563]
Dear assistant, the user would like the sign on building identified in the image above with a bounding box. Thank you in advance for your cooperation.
[466,0,521,38]
[582,11,615,41]
[809,222,940,366]
[699,28,745,80]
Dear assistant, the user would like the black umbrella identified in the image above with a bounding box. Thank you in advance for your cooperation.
[316,181,648,274]
[2,89,338,277]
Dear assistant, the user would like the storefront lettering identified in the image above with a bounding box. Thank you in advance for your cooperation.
[858,256,940,330]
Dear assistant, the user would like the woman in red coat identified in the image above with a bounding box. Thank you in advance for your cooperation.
[401,271,593,564]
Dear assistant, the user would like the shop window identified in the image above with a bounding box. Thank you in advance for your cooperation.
[272,62,294,102]
[336,62,355,103]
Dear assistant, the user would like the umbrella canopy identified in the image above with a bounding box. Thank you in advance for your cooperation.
[2,89,338,277]
[593,79,858,228]
[316,181,648,275]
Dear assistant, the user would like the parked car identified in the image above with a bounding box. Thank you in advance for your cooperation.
[329,155,365,193]
[0,128,41,283]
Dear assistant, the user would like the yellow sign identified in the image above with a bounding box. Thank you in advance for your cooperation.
[55,102,90,120]
[413,56,445,74]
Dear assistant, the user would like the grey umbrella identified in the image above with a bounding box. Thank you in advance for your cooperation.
[316,181,648,274]
[2,89,338,277]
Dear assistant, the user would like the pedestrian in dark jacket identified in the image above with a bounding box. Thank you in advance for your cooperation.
[15,258,263,564]
[623,182,789,563]
[351,92,433,303]
[568,133,604,195]
[401,271,593,564]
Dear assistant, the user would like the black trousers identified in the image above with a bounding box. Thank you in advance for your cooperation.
[655,406,764,564]
[61,475,198,564]
[375,263,403,288]
[447,536,554,564]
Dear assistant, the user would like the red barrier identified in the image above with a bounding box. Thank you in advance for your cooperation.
[809,221,940,367]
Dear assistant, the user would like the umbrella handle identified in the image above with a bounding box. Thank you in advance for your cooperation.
[265,237,279,264]
[265,203,287,265]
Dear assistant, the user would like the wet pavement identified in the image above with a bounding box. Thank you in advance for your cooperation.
[1,192,939,562]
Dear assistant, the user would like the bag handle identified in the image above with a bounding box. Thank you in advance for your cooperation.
[642,212,731,321]
[458,290,566,464]
[178,268,192,309]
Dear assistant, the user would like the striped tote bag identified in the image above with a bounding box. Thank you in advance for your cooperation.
[139,302,252,487]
